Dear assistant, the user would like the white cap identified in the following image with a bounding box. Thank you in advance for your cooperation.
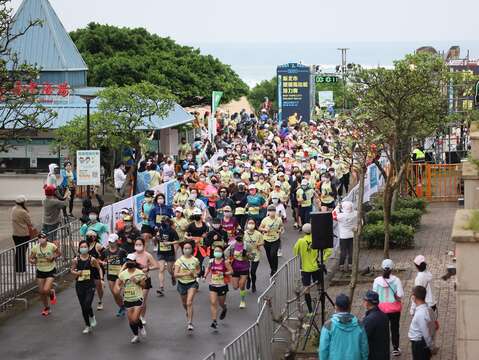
[274,181,282,187]
[244,163,251,168]
[120,208,130,214]
[188,165,195,170]
[175,207,184,213]
[86,229,97,236]
[108,234,119,243]
[248,184,256,190]
[413,255,426,266]
[277,172,285,177]
[302,223,311,234]
[192,208,202,215]
[15,195,27,204]
[126,253,137,261]
[381,259,394,270]
[266,162,272,167]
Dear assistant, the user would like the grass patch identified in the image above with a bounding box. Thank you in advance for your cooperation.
[466,210,479,232]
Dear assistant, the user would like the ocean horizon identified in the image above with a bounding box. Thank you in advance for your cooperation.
[188,40,479,87]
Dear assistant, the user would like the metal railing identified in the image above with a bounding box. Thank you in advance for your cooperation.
[201,353,216,360]
[0,219,81,311]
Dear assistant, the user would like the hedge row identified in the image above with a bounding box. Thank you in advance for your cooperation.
[363,197,426,249]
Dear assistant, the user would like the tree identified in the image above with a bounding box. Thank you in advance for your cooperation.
[54,82,175,192]
[248,77,277,112]
[350,53,449,258]
[69,23,249,106]
[0,0,56,152]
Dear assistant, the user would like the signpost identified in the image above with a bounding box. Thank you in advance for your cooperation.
[76,150,101,186]
[277,63,312,125]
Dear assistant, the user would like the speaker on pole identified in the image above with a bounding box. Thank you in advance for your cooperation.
[311,211,334,250]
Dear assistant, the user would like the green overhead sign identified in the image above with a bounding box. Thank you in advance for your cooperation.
[315,75,339,84]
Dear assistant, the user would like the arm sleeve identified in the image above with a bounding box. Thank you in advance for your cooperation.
[396,278,405,298]
[79,224,87,237]
[319,326,330,360]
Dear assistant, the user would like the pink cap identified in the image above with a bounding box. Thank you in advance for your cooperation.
[413,255,426,266]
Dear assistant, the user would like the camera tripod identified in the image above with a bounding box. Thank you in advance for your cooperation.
[302,248,335,350]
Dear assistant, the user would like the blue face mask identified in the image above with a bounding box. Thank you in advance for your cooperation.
[79,247,89,255]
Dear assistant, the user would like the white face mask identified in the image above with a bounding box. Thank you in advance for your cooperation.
[88,214,97,221]
[247,224,255,231]
[135,245,144,252]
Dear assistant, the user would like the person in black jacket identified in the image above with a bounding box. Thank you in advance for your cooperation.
[362,290,391,360]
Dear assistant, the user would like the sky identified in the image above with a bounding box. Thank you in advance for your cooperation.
[9,0,479,44]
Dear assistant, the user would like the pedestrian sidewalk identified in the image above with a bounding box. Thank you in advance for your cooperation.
[326,202,457,360]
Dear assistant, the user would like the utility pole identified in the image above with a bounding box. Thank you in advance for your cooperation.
[337,48,349,110]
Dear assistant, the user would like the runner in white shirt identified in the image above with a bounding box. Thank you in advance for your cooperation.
[410,255,437,315]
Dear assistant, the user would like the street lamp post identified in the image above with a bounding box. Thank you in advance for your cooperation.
[337,48,349,110]
[74,88,101,197]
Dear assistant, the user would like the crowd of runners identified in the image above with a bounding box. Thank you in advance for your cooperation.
[27,108,355,344]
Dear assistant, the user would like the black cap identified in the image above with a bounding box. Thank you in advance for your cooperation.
[363,290,379,305]
[335,293,350,310]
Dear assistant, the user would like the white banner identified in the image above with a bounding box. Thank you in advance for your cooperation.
[76,150,101,185]
[99,205,113,233]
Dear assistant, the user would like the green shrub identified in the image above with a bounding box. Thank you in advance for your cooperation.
[366,208,423,228]
[391,208,423,228]
[362,221,415,249]
[372,196,427,213]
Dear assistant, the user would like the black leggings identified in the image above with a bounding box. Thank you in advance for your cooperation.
[76,283,95,326]
[68,187,76,214]
[250,261,259,286]
[339,238,353,266]
[264,240,280,276]
[338,173,350,196]
[12,235,29,272]
[387,311,401,350]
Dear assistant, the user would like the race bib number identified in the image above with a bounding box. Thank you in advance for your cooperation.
[108,265,121,276]
[248,207,259,215]
[235,207,245,215]
[211,272,224,285]
[78,270,90,281]
[159,242,172,252]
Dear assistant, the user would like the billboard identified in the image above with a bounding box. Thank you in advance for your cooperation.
[277,63,312,124]
[76,150,101,186]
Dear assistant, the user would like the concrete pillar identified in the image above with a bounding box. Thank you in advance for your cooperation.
[452,210,479,360]
[160,128,179,157]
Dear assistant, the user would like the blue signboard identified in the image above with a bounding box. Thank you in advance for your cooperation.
[277,63,312,125]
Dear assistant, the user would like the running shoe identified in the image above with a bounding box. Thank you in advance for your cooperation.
[116,307,126,317]
[89,316,97,328]
[140,327,147,338]
[82,327,91,334]
[171,277,177,286]
[41,307,50,316]
[131,335,140,344]
[97,302,103,311]
[252,284,257,293]
[392,349,401,357]
[156,288,164,297]
[140,316,146,325]
[187,323,195,331]
[210,320,218,331]
[278,249,283,257]
[49,289,57,305]
[153,245,158,252]
[239,301,246,309]
[293,223,299,229]
[219,307,227,320]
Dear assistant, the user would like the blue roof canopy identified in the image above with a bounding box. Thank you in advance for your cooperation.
[5,0,88,72]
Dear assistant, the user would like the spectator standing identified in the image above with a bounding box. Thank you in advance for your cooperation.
[61,160,77,216]
[362,290,391,360]
[114,162,127,200]
[162,157,176,182]
[319,293,368,360]
[373,259,404,357]
[42,185,68,242]
[410,255,437,314]
[408,286,438,360]
[11,195,34,272]
[335,201,358,272]
[178,137,192,162]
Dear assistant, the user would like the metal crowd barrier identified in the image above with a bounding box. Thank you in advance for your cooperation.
[0,219,81,311]
[201,353,216,360]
